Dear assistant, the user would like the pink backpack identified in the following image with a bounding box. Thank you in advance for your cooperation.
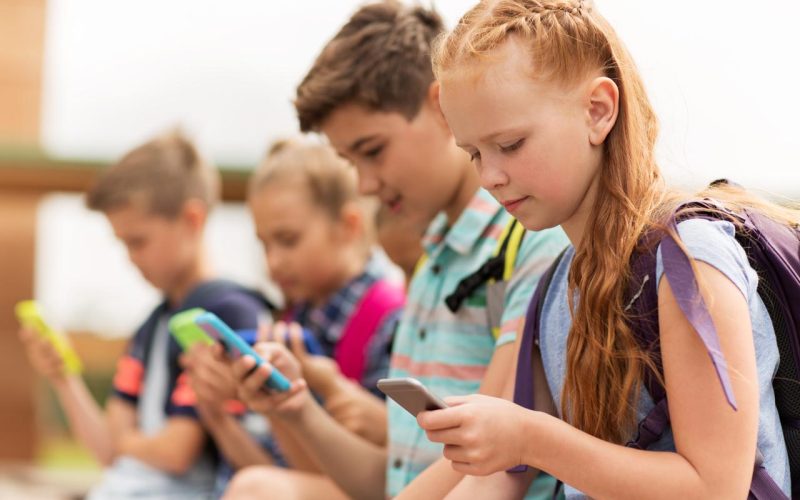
[335,279,405,382]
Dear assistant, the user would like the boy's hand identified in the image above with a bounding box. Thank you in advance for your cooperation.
[264,321,342,398]
[324,379,388,446]
[18,327,66,381]
[231,342,308,417]
[181,343,237,414]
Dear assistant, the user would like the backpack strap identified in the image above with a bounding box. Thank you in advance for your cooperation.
[335,279,405,382]
[660,219,739,409]
[750,457,790,500]
[444,218,525,314]
[508,247,568,474]
[625,210,740,448]
[501,218,527,282]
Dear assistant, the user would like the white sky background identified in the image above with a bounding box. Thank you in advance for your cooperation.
[35,194,278,336]
[41,1,799,197]
[33,1,799,335]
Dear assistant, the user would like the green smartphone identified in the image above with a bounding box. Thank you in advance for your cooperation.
[15,300,83,374]
[168,308,215,351]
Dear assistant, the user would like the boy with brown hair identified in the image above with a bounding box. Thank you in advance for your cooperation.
[19,131,270,499]
[226,1,567,499]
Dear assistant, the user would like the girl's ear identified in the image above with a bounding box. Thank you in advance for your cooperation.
[335,201,366,244]
[586,76,619,146]
[180,199,208,234]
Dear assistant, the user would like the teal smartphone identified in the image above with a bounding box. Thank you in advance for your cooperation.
[195,312,292,392]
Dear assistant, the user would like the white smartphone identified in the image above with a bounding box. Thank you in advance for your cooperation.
[377,377,448,417]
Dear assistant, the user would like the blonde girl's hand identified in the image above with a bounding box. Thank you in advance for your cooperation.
[417,394,534,476]
[231,341,308,417]
[263,321,342,398]
[18,327,66,382]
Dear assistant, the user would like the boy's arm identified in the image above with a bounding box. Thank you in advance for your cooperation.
[394,338,518,499]
[110,349,206,474]
[233,342,388,500]
[52,375,118,465]
[18,328,117,465]
[438,334,552,500]
[196,405,275,470]
[116,416,207,475]
[268,417,322,473]
[399,229,566,498]
[280,322,389,447]
[278,394,388,499]
[183,344,275,471]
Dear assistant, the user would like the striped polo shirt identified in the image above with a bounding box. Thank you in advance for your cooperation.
[386,188,569,497]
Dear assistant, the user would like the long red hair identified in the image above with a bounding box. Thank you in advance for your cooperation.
[433,0,799,443]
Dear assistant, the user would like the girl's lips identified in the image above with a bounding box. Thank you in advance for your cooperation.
[501,196,529,214]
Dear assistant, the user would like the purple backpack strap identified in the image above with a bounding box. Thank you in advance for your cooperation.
[749,460,789,500]
[335,279,405,382]
[660,230,739,408]
[627,201,793,499]
[508,249,567,474]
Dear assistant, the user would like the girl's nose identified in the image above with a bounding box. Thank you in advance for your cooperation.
[478,157,509,190]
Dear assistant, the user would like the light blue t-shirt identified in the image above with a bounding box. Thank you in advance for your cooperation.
[539,219,790,498]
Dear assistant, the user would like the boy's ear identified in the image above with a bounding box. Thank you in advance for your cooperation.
[181,199,208,233]
[586,76,619,146]
[425,81,449,130]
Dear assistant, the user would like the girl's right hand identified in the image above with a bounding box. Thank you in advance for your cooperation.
[231,341,309,417]
[260,321,342,398]
[18,327,65,381]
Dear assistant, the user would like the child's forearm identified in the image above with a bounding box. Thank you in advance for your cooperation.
[277,397,387,500]
[445,470,535,500]
[117,416,206,475]
[51,375,116,465]
[394,457,463,500]
[198,408,274,470]
[522,413,727,500]
[269,417,322,473]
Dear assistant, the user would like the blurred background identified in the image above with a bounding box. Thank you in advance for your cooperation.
[1,0,798,497]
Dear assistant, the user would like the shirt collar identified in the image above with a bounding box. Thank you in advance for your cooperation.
[421,188,502,256]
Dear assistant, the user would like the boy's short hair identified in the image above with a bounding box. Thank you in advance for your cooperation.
[294,0,444,132]
[86,130,220,217]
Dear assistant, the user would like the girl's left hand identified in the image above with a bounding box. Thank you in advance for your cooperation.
[417,394,534,476]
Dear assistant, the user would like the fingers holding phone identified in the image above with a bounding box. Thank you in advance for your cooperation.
[15,300,82,377]
[184,343,238,408]
[18,326,66,381]
[231,342,308,417]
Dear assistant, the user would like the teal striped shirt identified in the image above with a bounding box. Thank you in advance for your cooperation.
[386,188,568,497]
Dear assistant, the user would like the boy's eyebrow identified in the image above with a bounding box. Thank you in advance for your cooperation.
[348,135,380,153]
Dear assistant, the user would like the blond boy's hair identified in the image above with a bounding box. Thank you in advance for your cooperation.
[86,130,219,217]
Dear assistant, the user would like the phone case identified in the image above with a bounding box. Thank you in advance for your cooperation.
[194,312,291,392]
[168,308,215,351]
[15,300,83,374]
[377,377,447,417]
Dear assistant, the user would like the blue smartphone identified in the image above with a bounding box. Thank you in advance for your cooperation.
[194,312,292,392]
[237,327,324,356]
